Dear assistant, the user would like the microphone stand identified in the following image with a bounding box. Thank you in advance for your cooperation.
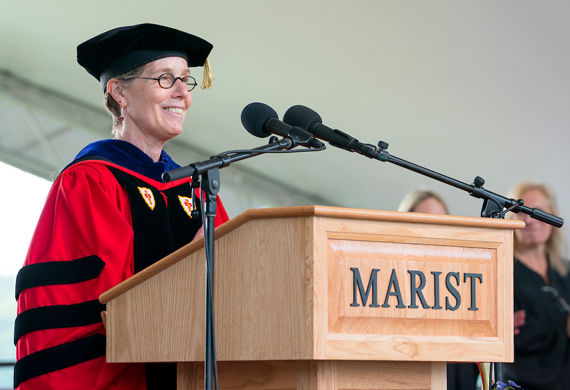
[162,136,321,390]
[339,139,563,227]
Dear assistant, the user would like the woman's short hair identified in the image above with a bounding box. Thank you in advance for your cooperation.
[398,189,449,214]
[508,182,568,276]
[103,65,146,135]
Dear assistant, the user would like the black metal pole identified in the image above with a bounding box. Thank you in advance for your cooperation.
[162,136,322,390]
[495,362,502,385]
[163,138,292,183]
[202,168,220,390]
[385,153,474,193]
[374,146,563,226]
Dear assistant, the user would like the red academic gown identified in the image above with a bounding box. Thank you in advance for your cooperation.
[14,160,229,390]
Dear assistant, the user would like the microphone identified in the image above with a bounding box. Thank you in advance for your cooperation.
[241,102,324,149]
[283,105,380,159]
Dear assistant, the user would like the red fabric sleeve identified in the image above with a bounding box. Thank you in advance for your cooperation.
[17,163,146,390]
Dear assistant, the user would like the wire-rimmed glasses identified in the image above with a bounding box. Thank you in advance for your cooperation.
[135,73,198,92]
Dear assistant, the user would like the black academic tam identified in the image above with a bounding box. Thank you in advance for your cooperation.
[77,23,213,91]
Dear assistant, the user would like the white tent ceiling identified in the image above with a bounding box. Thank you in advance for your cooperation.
[1,1,569,229]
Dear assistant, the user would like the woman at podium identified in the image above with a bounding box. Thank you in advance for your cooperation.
[503,182,570,390]
[13,24,229,390]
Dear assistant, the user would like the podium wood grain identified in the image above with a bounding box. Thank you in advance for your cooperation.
[101,206,523,389]
[176,361,445,390]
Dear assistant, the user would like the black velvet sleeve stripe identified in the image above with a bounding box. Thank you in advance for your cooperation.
[14,300,106,345]
[15,255,105,300]
[13,333,106,388]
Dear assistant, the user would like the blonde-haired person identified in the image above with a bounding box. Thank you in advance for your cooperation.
[398,189,449,215]
[502,182,570,390]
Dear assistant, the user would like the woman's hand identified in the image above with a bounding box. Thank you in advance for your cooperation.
[514,310,526,335]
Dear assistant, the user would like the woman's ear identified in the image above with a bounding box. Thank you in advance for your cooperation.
[107,79,126,106]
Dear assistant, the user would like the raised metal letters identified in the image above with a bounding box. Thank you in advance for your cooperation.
[350,268,483,311]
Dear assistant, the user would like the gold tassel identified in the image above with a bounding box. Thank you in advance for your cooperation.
[201,57,214,90]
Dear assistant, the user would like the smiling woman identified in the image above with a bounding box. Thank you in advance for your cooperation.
[13,24,229,390]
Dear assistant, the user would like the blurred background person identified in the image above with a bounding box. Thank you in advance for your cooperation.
[503,182,570,390]
[398,189,450,215]
[399,189,478,390]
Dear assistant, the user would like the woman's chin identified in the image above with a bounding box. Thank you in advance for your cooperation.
[160,129,182,141]
[158,120,184,137]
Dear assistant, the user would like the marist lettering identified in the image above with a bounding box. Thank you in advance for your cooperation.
[349,267,483,311]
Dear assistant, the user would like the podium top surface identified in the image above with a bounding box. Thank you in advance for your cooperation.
[100,205,523,304]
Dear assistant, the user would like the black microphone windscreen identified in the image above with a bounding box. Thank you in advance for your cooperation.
[283,105,323,130]
[241,102,278,138]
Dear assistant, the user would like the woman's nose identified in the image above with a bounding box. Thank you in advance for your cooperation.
[172,78,189,97]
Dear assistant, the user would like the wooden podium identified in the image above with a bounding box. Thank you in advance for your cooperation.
[100,206,524,390]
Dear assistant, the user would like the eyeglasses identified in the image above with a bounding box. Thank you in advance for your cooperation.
[134,73,198,92]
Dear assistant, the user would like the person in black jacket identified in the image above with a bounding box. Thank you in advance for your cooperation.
[503,182,570,390]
